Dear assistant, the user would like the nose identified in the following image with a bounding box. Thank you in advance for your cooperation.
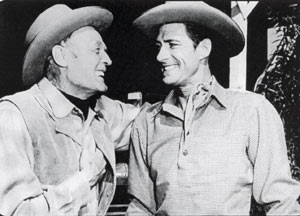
[156,45,169,63]
[101,50,112,66]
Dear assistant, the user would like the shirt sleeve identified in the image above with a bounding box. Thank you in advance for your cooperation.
[98,96,140,151]
[0,102,90,216]
[248,95,300,215]
[127,112,156,215]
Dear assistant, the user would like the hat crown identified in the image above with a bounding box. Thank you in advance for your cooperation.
[133,1,245,57]
[25,4,72,47]
[22,4,113,88]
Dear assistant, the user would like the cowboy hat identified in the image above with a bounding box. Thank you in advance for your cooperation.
[23,4,113,87]
[133,1,244,57]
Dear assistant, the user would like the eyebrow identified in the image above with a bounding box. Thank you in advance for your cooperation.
[165,39,180,43]
[156,38,181,44]
[95,41,107,50]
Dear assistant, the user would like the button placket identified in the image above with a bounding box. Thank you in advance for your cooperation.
[178,80,213,169]
[182,93,195,158]
[183,149,188,156]
[178,106,193,169]
[177,130,188,169]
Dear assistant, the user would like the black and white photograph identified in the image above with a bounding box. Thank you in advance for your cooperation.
[0,0,299,215]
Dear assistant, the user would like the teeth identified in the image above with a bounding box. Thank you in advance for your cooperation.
[96,71,104,77]
[162,65,177,72]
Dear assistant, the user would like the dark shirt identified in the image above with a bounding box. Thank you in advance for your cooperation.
[60,91,97,120]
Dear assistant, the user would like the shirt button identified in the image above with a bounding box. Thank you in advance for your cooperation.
[183,149,188,156]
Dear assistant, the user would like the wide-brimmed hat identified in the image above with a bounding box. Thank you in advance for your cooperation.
[133,1,244,57]
[23,4,113,87]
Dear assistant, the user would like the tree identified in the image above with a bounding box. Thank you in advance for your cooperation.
[251,2,300,216]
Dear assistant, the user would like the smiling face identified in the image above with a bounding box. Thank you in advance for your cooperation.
[61,26,112,98]
[156,23,203,88]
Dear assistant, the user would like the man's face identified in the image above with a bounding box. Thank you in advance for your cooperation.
[156,23,201,87]
[63,26,112,97]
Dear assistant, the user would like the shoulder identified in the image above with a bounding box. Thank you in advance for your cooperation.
[134,101,162,124]
[224,89,279,120]
[130,101,162,138]
[0,99,28,134]
[0,91,30,114]
[0,87,38,109]
[0,100,22,117]
[0,88,43,126]
[225,88,268,108]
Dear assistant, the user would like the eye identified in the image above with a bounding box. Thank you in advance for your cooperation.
[169,43,179,48]
[94,48,101,55]
[155,43,161,51]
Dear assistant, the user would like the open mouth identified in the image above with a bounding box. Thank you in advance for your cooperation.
[96,71,105,78]
[162,64,178,72]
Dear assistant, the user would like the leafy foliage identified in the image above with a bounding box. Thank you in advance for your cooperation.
[252,2,300,216]
[255,3,300,180]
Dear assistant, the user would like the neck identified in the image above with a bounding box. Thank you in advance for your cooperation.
[59,90,97,120]
[49,77,94,100]
[176,65,211,110]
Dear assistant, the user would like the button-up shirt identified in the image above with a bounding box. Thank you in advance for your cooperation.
[0,78,139,215]
[127,76,300,215]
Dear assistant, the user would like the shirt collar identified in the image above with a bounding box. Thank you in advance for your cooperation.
[37,78,76,118]
[152,76,228,118]
[162,89,184,120]
[210,76,228,108]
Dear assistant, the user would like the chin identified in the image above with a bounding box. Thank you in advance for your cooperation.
[163,78,175,86]
[100,86,108,93]
[97,88,107,93]
[96,82,108,92]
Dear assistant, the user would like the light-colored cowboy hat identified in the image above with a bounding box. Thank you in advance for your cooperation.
[133,1,244,57]
[23,4,113,87]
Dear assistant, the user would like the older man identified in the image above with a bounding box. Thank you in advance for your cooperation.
[0,4,139,216]
[127,1,300,215]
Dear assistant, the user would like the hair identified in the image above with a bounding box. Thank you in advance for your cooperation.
[168,23,228,78]
[184,23,212,48]
[184,23,221,70]
[44,55,60,82]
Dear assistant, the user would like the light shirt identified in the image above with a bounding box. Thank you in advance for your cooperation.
[127,76,300,215]
[0,78,139,216]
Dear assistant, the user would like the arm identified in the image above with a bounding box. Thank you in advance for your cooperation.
[249,96,300,215]
[0,102,90,216]
[98,95,140,151]
[126,115,156,215]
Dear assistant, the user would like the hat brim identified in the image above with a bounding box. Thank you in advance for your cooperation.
[133,2,245,57]
[22,6,113,88]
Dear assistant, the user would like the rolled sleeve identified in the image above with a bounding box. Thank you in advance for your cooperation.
[250,96,300,215]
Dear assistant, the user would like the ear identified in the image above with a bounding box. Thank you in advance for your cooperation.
[196,38,212,60]
[51,45,68,67]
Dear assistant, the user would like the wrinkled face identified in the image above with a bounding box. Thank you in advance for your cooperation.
[63,26,112,97]
[156,23,201,87]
